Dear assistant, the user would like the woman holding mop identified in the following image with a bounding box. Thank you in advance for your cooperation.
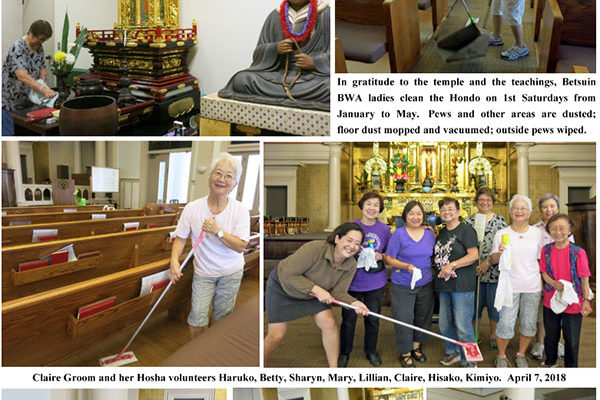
[490,195,542,368]
[385,201,435,368]
[264,222,370,367]
[170,153,250,339]
[433,197,479,367]
[465,187,507,352]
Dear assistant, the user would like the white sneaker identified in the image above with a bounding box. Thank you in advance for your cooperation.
[488,35,503,46]
[558,342,565,359]
[501,44,529,60]
[530,343,544,360]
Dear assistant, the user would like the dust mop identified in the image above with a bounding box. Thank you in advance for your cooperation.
[99,230,206,366]
[473,213,487,343]
[330,297,484,362]
[436,0,489,62]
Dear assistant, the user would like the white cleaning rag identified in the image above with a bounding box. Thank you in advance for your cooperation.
[550,280,580,314]
[410,268,423,290]
[357,246,377,271]
[29,79,58,107]
[494,242,513,311]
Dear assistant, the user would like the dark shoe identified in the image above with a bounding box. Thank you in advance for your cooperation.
[399,355,415,368]
[338,353,349,368]
[366,352,382,366]
[411,348,427,363]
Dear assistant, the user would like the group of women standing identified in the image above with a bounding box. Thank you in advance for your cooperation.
[264,189,592,368]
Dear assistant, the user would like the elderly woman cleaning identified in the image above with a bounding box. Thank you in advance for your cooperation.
[170,153,250,338]
[464,187,507,352]
[488,0,528,60]
[2,20,56,136]
[264,222,370,367]
[434,197,479,367]
[490,195,542,368]
[539,214,592,367]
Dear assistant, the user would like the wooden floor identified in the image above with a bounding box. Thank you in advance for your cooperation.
[265,304,596,368]
[52,273,259,366]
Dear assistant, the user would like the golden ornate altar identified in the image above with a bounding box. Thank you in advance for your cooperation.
[351,142,511,220]
[77,0,199,125]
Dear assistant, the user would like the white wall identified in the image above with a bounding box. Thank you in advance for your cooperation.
[48,141,75,182]
[2,0,22,61]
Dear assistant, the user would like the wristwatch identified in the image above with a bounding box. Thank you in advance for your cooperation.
[217,229,224,239]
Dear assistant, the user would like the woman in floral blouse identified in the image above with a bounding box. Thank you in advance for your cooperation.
[465,187,507,352]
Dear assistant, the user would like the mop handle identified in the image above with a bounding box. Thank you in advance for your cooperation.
[458,0,477,24]
[116,231,206,358]
[330,297,465,347]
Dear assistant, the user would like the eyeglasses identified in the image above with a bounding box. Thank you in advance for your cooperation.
[512,207,529,212]
[212,170,234,182]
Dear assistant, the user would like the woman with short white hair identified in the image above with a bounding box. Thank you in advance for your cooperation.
[170,152,250,338]
[490,194,542,367]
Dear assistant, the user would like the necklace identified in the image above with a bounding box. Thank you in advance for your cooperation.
[279,0,318,43]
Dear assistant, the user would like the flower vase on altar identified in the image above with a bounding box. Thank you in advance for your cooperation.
[395,179,406,193]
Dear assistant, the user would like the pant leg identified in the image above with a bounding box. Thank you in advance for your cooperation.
[2,109,14,136]
[340,290,362,355]
[391,283,418,354]
[413,282,435,345]
[452,291,476,364]
[188,273,217,327]
[543,306,561,365]
[362,287,385,354]
[561,312,582,367]
[211,269,243,321]
[438,291,460,356]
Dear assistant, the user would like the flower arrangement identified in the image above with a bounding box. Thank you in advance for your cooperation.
[355,170,371,192]
[388,153,416,182]
[50,12,88,77]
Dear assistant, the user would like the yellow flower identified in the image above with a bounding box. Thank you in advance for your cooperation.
[53,51,66,63]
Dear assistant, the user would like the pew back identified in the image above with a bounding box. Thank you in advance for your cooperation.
[2,214,178,247]
[2,205,106,215]
[2,226,188,301]
[2,209,146,226]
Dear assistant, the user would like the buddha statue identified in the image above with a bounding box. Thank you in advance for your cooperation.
[218,0,330,111]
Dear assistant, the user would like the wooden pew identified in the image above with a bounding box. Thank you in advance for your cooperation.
[144,203,186,215]
[2,226,188,301]
[335,37,349,73]
[537,0,563,72]
[2,258,193,366]
[336,0,420,72]
[2,214,178,247]
[2,208,147,226]
[2,205,106,215]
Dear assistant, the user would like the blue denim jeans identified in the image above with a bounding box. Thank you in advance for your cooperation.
[2,109,15,136]
[187,269,243,327]
[439,291,475,365]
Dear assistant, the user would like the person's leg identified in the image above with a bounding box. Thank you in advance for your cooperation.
[495,293,520,366]
[452,291,476,365]
[2,109,15,136]
[517,292,540,355]
[362,287,384,356]
[438,292,461,360]
[211,269,243,322]
[561,312,582,367]
[542,306,561,366]
[531,300,545,359]
[501,0,528,59]
[485,282,500,341]
[314,309,340,367]
[339,290,361,357]
[413,282,435,355]
[187,273,217,337]
[264,322,288,364]
[490,0,504,39]
[391,284,418,365]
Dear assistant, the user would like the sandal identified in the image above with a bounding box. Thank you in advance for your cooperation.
[411,348,427,363]
[399,355,415,368]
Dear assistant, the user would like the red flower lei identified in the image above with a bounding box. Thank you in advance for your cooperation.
[279,0,318,43]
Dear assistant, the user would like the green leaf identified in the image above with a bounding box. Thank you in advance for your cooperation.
[71,27,88,60]
[61,12,69,53]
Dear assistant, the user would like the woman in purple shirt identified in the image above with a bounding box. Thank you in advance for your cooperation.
[384,201,435,367]
[338,192,391,367]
